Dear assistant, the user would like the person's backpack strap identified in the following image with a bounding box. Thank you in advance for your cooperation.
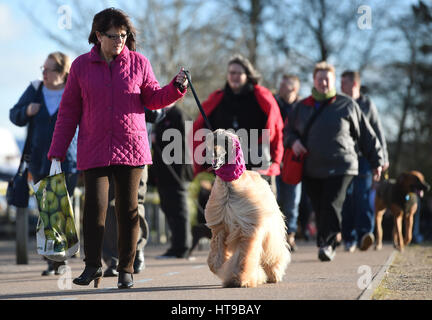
[300,98,333,145]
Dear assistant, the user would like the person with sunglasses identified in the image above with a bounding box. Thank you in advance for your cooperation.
[47,8,188,289]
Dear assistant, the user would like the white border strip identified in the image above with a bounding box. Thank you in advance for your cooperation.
[358,250,397,300]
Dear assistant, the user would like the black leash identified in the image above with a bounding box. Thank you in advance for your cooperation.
[184,70,213,131]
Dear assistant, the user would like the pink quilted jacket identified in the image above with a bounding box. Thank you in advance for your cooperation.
[48,45,185,171]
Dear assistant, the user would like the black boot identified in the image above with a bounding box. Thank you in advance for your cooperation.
[54,261,67,275]
[73,266,103,288]
[133,250,145,274]
[103,266,118,277]
[117,272,133,289]
[41,260,55,276]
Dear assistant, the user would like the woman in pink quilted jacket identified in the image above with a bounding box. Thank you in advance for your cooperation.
[47,8,188,289]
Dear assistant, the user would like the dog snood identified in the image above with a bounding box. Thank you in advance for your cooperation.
[215,136,246,182]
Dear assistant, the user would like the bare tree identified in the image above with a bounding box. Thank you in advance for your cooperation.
[19,0,235,118]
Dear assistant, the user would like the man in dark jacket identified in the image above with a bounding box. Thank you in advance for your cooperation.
[340,71,389,252]
[285,62,384,262]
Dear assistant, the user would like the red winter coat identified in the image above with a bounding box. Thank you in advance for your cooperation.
[192,85,284,176]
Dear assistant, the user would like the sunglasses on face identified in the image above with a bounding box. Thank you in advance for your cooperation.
[102,32,129,41]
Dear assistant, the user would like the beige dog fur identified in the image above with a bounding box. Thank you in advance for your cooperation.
[205,131,290,288]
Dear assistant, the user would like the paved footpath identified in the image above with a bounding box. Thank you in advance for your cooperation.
[0,238,396,301]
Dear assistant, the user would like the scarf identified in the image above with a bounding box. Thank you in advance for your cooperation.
[312,87,336,101]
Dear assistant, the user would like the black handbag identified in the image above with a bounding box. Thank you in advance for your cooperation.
[6,159,30,208]
[6,82,42,208]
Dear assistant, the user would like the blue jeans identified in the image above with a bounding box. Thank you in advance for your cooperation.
[276,175,302,234]
[341,157,374,246]
[412,197,423,243]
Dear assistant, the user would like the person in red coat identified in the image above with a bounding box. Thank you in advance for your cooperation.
[192,54,284,186]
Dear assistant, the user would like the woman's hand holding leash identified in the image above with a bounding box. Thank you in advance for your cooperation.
[175,67,188,91]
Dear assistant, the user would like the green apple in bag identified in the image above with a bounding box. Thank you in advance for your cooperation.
[51,174,67,196]
[40,191,59,213]
[39,211,50,229]
[35,180,47,199]
[50,211,66,232]
[60,196,72,216]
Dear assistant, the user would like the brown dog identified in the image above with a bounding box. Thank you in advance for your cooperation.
[374,171,430,252]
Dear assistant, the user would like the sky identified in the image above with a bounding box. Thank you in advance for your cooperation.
[0,1,68,140]
[0,0,122,140]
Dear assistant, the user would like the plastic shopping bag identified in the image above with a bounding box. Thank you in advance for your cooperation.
[33,160,79,261]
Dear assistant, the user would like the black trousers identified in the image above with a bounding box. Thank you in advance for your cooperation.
[102,167,149,268]
[303,175,353,249]
[157,183,191,254]
[83,165,143,274]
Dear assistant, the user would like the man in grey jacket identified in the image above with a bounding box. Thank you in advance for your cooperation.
[285,62,384,262]
[340,71,389,253]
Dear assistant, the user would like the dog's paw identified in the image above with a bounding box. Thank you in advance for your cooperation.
[266,273,283,284]
[223,277,257,288]
[266,277,277,284]
[374,244,383,251]
[223,278,242,288]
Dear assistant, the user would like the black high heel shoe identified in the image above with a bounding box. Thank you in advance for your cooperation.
[117,272,133,289]
[73,267,103,288]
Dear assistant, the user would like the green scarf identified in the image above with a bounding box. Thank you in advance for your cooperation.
[312,87,336,101]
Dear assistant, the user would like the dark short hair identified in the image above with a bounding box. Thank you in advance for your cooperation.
[88,8,137,51]
[228,54,261,85]
[341,70,361,85]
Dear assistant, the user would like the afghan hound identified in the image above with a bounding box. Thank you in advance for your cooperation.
[204,129,291,288]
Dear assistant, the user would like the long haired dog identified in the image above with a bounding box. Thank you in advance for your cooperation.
[204,129,291,288]
[374,170,430,252]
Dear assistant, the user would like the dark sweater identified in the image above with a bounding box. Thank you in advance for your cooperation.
[208,83,266,132]
[208,83,267,170]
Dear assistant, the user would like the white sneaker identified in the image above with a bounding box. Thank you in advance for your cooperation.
[318,246,336,261]
[345,244,356,253]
